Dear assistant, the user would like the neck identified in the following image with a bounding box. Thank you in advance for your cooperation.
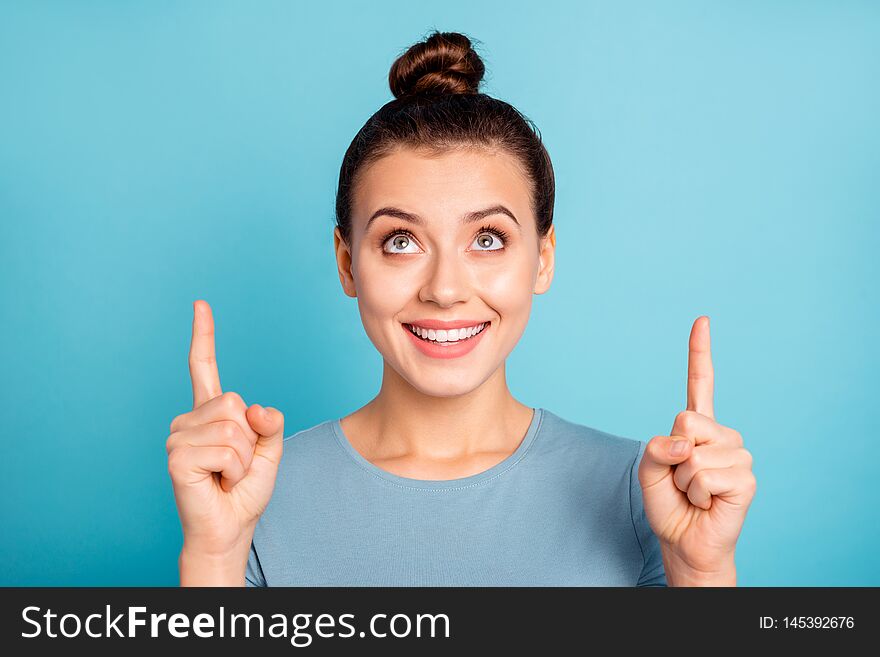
[350,360,532,461]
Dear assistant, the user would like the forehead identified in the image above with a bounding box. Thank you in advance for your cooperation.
[352,146,533,226]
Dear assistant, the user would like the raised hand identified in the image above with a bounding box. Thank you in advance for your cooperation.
[638,316,756,586]
[166,300,284,584]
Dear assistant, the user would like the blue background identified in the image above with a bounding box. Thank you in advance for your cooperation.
[1,1,877,586]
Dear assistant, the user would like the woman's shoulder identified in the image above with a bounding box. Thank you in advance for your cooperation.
[537,408,644,466]
[276,417,341,464]
[282,418,336,444]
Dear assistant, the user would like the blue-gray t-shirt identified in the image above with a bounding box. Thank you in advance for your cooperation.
[245,407,667,586]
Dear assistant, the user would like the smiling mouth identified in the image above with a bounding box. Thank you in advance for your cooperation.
[403,322,490,345]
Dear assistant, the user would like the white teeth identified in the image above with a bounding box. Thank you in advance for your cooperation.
[407,322,487,343]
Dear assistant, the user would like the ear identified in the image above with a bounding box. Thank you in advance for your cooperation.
[533,224,556,295]
[334,226,357,298]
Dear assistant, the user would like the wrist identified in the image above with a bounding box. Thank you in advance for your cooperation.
[660,546,737,587]
[179,534,254,587]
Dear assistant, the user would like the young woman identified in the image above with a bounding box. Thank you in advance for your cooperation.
[167,31,756,587]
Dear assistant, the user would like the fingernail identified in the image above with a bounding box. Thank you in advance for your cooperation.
[670,439,688,456]
[262,407,271,419]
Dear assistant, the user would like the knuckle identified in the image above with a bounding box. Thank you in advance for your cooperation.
[733,430,744,447]
[681,411,697,434]
[674,410,695,435]
[189,353,216,367]
[692,469,709,488]
[169,413,185,434]
[747,471,758,493]
[645,436,664,456]
[674,410,688,427]
[222,391,245,412]
[167,449,184,476]
[740,448,753,467]
[165,434,177,454]
[221,420,240,443]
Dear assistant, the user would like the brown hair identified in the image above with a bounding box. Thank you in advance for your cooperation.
[335,30,555,246]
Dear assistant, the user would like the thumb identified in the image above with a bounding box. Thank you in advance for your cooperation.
[246,404,284,451]
[639,435,694,489]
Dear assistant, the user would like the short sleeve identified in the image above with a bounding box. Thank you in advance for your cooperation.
[245,539,267,587]
[630,440,668,587]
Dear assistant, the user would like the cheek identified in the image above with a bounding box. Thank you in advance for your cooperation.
[475,258,535,315]
[353,256,412,326]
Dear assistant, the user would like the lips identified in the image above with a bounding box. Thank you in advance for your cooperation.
[401,320,491,359]
[405,322,487,344]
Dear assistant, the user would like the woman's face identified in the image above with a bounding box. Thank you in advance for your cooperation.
[334,145,555,397]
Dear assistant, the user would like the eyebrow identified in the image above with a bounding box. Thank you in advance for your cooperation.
[365,205,521,232]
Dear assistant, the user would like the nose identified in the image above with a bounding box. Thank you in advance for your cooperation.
[418,247,472,307]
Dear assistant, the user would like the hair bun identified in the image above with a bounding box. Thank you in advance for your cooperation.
[389,31,485,99]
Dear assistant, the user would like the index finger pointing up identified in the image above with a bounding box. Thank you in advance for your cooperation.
[686,315,714,419]
[189,300,222,409]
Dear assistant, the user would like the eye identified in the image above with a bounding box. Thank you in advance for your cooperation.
[381,229,421,254]
[470,225,508,252]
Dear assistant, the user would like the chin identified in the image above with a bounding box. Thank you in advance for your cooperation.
[407,380,483,398]
[390,360,490,398]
